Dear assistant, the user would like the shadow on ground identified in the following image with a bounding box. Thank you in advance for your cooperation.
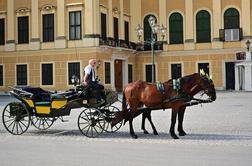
[6,129,249,141]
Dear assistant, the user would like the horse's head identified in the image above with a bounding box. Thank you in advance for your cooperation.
[196,71,216,101]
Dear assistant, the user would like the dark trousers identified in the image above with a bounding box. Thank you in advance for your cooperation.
[90,81,105,101]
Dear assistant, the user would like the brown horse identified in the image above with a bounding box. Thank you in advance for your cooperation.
[112,72,216,139]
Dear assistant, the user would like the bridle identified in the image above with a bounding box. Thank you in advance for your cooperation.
[188,76,214,104]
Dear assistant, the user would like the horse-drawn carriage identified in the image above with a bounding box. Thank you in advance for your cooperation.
[2,79,122,138]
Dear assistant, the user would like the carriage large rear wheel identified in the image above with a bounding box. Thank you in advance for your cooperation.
[2,102,31,135]
[31,117,55,130]
[78,108,106,138]
[101,105,122,133]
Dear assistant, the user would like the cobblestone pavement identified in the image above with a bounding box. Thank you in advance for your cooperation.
[0,92,252,166]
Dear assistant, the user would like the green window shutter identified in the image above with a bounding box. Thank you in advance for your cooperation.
[196,10,211,43]
[169,13,183,44]
[224,8,240,29]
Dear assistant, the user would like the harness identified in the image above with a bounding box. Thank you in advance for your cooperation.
[156,82,165,95]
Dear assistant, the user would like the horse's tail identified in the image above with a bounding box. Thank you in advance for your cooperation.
[111,90,128,127]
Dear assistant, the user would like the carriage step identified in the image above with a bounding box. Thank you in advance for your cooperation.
[58,117,69,122]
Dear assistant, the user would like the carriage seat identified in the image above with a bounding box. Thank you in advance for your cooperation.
[22,86,52,102]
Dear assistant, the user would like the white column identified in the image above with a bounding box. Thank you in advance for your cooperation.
[241,0,251,39]
[108,0,113,38]
[119,0,124,41]
[212,0,223,49]
[5,0,15,51]
[30,0,40,50]
[244,64,252,91]
[122,59,128,87]
[184,0,195,50]
[159,0,167,41]
[235,65,240,90]
[111,60,115,91]
[55,0,66,48]
[130,0,141,42]
[83,0,100,46]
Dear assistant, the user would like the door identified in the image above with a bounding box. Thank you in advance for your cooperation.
[145,64,156,83]
[225,62,235,90]
[171,64,182,79]
[114,60,123,92]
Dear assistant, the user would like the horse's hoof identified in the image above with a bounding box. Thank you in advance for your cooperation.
[179,131,187,136]
[170,133,179,139]
[153,131,158,135]
[131,134,138,139]
[143,130,149,134]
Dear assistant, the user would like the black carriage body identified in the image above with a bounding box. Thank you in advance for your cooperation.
[3,85,121,137]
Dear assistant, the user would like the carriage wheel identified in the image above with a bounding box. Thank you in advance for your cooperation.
[101,105,123,133]
[31,117,55,130]
[2,102,30,135]
[78,108,106,138]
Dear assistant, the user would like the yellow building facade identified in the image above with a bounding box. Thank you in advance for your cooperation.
[0,0,251,92]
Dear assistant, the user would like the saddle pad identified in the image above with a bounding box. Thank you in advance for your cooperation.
[156,82,165,94]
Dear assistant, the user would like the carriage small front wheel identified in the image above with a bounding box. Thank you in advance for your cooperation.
[31,117,55,130]
[101,105,122,133]
[2,102,31,135]
[77,108,106,138]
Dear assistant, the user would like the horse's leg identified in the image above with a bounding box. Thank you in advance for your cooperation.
[178,107,187,136]
[141,111,149,134]
[129,117,138,139]
[146,110,158,135]
[170,109,179,139]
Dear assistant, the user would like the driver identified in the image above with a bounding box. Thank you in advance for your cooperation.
[83,59,106,104]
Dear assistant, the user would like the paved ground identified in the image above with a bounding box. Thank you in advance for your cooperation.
[0,91,252,166]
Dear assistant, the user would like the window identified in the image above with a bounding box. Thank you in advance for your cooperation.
[169,13,183,44]
[145,64,156,83]
[101,13,107,39]
[43,14,54,42]
[42,63,53,85]
[68,62,80,85]
[196,10,211,43]
[18,16,29,44]
[198,63,210,75]
[0,19,5,45]
[105,62,111,84]
[16,64,27,86]
[128,64,133,83]
[224,8,240,29]
[171,64,182,79]
[125,21,129,43]
[114,17,119,42]
[0,65,3,86]
[69,11,81,40]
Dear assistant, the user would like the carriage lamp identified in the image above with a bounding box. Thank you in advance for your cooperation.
[246,40,251,51]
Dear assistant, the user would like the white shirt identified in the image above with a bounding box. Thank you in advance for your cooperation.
[84,64,95,81]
